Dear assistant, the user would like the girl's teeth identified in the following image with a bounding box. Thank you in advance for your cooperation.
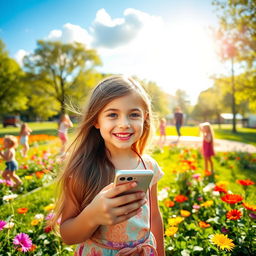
[116,134,130,138]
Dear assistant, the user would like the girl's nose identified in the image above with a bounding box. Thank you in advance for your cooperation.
[118,117,131,128]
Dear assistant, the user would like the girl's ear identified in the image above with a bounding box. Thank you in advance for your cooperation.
[94,122,99,129]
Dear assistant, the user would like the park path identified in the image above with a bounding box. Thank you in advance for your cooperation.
[154,135,256,153]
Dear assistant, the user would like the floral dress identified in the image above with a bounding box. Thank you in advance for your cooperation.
[74,155,164,256]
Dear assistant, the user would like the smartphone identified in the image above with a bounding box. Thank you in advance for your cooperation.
[114,170,154,195]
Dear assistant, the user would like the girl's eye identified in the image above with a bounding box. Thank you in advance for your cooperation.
[107,113,117,118]
[130,112,141,118]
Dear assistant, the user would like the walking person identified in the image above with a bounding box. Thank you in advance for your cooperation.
[174,107,183,140]
[51,75,165,256]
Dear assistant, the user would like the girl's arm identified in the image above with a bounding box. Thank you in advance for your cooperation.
[0,149,12,161]
[60,181,146,245]
[203,133,212,142]
[150,183,165,256]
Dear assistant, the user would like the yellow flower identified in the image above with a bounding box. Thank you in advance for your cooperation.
[165,227,178,236]
[180,210,191,217]
[210,234,235,251]
[25,176,33,180]
[44,203,55,211]
[168,216,184,226]
[200,200,214,207]
[31,219,39,226]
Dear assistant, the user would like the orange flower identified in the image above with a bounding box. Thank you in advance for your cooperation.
[226,209,242,220]
[35,171,44,179]
[204,170,212,176]
[164,200,175,207]
[199,221,210,228]
[236,179,255,186]
[243,202,256,212]
[174,195,188,203]
[221,194,243,204]
[17,208,28,214]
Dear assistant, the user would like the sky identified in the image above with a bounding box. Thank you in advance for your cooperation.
[0,0,228,104]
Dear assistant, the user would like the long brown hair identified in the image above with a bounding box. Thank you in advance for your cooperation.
[51,75,153,229]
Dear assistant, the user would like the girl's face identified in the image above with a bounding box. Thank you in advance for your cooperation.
[95,92,146,153]
[3,139,11,149]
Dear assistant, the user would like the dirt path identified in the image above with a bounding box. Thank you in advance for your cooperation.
[154,135,256,153]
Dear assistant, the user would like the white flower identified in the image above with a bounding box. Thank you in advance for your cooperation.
[158,188,169,201]
[3,194,18,201]
[34,214,44,221]
[203,183,215,192]
[212,191,220,196]
[4,222,15,229]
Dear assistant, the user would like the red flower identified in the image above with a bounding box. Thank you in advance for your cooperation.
[164,200,175,207]
[214,185,227,194]
[204,170,212,176]
[17,208,28,214]
[226,209,242,220]
[44,226,52,233]
[174,195,188,203]
[236,179,255,186]
[221,194,243,204]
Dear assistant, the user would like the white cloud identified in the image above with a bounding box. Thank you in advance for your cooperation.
[14,49,29,66]
[91,8,145,48]
[47,23,93,47]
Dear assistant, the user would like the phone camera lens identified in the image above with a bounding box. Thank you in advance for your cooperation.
[127,177,133,181]
[120,177,126,181]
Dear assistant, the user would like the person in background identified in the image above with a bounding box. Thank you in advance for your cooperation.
[51,75,165,256]
[158,117,167,147]
[19,123,32,157]
[58,114,73,156]
[0,135,22,189]
[199,122,215,175]
[174,107,183,140]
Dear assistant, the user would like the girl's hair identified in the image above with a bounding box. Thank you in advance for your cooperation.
[4,135,18,148]
[199,122,214,141]
[51,75,153,230]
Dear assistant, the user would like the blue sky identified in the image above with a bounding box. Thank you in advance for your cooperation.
[0,0,225,104]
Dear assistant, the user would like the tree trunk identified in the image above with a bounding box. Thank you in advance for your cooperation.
[231,57,237,133]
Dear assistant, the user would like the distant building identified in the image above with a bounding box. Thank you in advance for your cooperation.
[220,113,243,124]
[248,114,256,128]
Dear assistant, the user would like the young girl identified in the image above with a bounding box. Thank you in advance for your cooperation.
[158,118,167,147]
[0,135,22,188]
[19,123,32,157]
[52,75,165,255]
[58,114,73,156]
[199,122,215,174]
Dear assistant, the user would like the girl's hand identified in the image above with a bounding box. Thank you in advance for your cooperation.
[88,182,147,226]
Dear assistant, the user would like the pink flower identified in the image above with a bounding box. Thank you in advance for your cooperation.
[13,233,33,252]
[0,220,6,230]
[249,213,256,219]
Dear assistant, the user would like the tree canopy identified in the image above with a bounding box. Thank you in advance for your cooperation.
[24,40,102,117]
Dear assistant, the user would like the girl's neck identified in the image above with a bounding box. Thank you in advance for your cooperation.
[108,149,140,170]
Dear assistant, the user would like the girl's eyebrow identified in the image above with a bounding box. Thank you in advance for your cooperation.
[103,108,143,113]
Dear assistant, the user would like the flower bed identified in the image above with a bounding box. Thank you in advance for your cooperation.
[154,146,256,255]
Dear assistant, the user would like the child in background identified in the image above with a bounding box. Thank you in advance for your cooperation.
[158,117,167,147]
[58,114,73,156]
[0,135,22,189]
[19,123,32,157]
[199,122,215,175]
[51,75,165,255]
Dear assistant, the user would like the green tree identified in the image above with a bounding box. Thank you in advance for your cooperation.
[24,40,102,116]
[213,0,256,132]
[139,79,170,117]
[0,39,27,116]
